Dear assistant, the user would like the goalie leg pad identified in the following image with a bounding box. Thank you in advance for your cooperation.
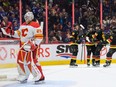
[30,58,44,81]
[17,50,30,82]
[30,49,45,81]
[28,48,45,81]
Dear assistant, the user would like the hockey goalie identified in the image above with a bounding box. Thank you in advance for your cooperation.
[1,11,45,84]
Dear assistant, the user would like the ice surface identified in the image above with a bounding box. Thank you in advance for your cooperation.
[0,64,116,87]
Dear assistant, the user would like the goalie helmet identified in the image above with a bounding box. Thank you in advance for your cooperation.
[24,12,34,22]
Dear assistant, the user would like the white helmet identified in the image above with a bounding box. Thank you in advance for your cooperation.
[24,12,34,22]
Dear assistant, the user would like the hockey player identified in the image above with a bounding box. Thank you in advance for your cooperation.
[2,12,45,83]
[103,27,116,67]
[93,24,106,67]
[85,24,96,66]
[69,24,82,67]
[0,16,12,38]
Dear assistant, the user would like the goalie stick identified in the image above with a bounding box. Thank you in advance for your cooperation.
[0,75,17,81]
[0,75,7,80]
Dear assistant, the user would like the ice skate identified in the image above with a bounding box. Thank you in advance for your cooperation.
[103,63,110,67]
[17,76,28,83]
[35,77,45,84]
[70,63,78,67]
[70,59,78,67]
[92,59,96,66]
[19,79,27,83]
[103,61,111,67]
[87,59,90,67]
[93,60,100,67]
[87,63,90,67]
[94,64,100,67]
[92,63,96,66]
[93,63,100,67]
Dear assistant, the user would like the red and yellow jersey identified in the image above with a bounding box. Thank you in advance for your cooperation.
[13,21,43,45]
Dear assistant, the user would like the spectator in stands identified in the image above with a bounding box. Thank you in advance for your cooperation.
[50,36,59,44]
[80,11,88,30]
[110,16,116,29]
[0,6,7,17]
[103,0,111,16]
[103,16,111,26]
[62,29,72,43]
[110,16,116,24]
[0,16,12,38]
[9,13,18,23]
[0,0,115,44]
[63,21,72,33]
[55,30,63,42]
[12,20,19,31]
[111,0,116,16]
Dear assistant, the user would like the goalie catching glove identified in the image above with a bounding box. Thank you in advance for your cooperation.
[23,40,37,51]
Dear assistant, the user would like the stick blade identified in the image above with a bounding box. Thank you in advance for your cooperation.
[0,75,7,81]
[0,75,17,81]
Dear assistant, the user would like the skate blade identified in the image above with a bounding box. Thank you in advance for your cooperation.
[35,80,45,84]
[17,79,27,84]
[103,65,110,67]
[87,64,90,67]
[69,65,78,68]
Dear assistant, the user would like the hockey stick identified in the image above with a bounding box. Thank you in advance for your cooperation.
[80,37,86,63]
[0,75,17,81]
[80,24,86,62]
[1,28,11,37]
[0,75,7,80]
[80,39,84,62]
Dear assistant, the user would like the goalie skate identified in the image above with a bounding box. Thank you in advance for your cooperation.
[70,63,78,68]
[17,76,28,83]
[34,77,45,84]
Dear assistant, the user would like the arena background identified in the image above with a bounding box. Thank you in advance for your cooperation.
[0,0,116,68]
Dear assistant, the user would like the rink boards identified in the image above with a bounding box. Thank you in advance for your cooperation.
[0,39,116,68]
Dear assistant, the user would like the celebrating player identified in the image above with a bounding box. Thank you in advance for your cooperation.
[69,24,82,67]
[103,27,116,67]
[85,24,96,66]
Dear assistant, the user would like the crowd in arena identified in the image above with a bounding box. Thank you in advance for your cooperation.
[0,0,116,43]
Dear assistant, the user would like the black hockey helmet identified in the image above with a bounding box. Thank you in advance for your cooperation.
[112,27,116,33]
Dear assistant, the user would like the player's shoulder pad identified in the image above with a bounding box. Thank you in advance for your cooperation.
[22,21,40,28]
[30,21,40,28]
[22,22,26,25]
